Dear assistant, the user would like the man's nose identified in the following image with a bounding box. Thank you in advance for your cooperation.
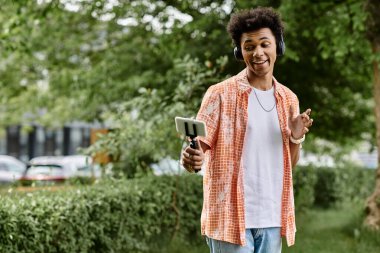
[253,47,263,57]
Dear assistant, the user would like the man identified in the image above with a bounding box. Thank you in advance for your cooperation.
[181,7,313,253]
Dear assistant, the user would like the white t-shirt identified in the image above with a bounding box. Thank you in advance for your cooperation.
[242,86,284,228]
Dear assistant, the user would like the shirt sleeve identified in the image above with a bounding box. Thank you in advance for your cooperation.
[196,85,221,149]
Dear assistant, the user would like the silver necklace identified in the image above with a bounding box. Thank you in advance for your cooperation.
[246,70,276,112]
[253,88,276,112]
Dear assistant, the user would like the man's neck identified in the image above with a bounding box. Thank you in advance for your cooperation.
[246,70,273,91]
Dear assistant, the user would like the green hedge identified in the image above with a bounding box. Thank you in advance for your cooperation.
[294,166,376,210]
[0,166,376,252]
[0,175,203,253]
[293,166,318,212]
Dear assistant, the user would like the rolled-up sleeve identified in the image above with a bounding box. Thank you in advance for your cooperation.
[196,85,220,149]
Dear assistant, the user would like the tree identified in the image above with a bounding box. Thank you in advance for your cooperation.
[0,0,232,173]
[0,0,376,175]
[279,0,373,147]
[364,0,380,230]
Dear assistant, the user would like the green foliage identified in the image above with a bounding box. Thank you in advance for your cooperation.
[0,175,203,253]
[294,166,376,210]
[0,0,376,175]
[156,200,380,253]
[279,0,374,145]
[313,166,376,208]
[0,166,376,252]
[85,55,227,176]
[293,166,318,212]
[313,168,340,208]
[283,202,380,253]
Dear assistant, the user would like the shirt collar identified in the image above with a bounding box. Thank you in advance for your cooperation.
[235,68,285,98]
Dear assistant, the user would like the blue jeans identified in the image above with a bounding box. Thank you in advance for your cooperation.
[206,227,282,253]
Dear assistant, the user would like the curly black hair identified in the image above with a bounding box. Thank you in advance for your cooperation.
[227,7,284,47]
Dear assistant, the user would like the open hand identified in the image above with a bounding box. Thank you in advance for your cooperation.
[289,107,313,139]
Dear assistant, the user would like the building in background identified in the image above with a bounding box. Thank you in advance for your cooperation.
[0,122,107,163]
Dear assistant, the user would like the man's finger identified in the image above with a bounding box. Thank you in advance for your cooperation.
[191,155,203,162]
[192,160,203,167]
[186,148,201,156]
[301,114,310,121]
[302,118,313,127]
[183,152,203,165]
[182,151,190,158]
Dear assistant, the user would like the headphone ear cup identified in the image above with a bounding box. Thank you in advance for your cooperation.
[234,47,244,61]
[277,35,286,56]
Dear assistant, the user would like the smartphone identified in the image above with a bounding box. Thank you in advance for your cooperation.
[175,117,207,137]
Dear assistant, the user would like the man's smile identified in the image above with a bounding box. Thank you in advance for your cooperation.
[252,59,269,65]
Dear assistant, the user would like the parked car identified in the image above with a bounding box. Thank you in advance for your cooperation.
[0,155,27,184]
[20,156,70,185]
[19,155,100,185]
[63,155,101,178]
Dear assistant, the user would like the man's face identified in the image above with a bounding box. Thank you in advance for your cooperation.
[240,28,277,78]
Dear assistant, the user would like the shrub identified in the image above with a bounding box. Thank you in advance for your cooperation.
[313,166,376,208]
[293,166,318,212]
[334,166,376,203]
[294,165,376,209]
[0,175,203,253]
[313,167,340,208]
[0,166,375,252]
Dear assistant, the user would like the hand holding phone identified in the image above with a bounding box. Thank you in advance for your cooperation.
[175,117,207,173]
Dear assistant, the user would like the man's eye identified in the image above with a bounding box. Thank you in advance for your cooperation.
[262,43,270,48]
[245,46,254,51]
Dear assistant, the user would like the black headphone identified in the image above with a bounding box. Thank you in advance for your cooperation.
[233,33,286,61]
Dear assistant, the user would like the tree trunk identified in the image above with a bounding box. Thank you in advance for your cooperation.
[365,42,380,229]
[365,0,380,230]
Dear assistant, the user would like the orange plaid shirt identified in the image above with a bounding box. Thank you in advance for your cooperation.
[197,68,299,247]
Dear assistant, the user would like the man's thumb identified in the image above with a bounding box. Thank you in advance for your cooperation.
[196,138,202,150]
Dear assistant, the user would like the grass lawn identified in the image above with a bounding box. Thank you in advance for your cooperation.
[283,202,380,253]
[161,202,380,253]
